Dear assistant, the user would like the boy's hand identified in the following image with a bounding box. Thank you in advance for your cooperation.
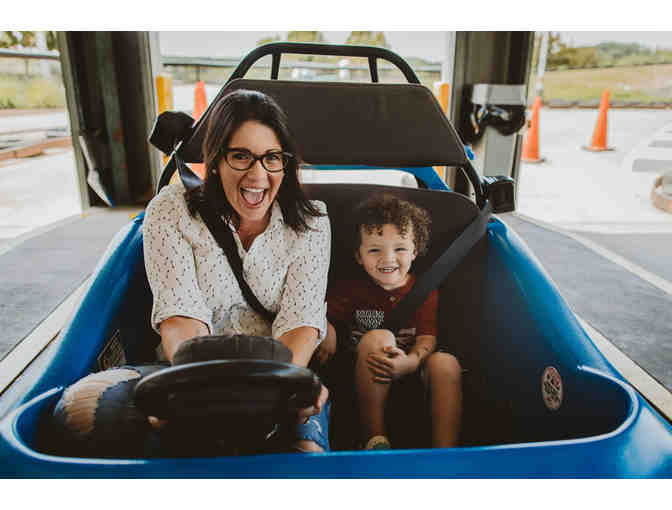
[366,346,418,383]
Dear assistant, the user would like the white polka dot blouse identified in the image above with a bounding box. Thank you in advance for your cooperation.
[143,181,331,345]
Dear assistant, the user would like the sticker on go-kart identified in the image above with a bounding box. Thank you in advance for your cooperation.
[542,366,563,411]
[97,330,126,371]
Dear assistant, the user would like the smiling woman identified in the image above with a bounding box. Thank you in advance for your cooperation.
[216,121,287,243]
[51,89,334,455]
[192,90,322,235]
[146,89,332,451]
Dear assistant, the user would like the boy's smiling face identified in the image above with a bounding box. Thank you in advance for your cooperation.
[356,223,417,291]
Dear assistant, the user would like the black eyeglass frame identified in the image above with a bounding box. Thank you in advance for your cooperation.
[222,148,294,173]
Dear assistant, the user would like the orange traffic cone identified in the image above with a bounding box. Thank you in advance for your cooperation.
[521,96,545,164]
[156,74,174,167]
[193,81,207,121]
[583,89,614,152]
[433,82,450,180]
[191,81,208,178]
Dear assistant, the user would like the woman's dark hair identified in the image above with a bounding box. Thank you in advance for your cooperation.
[185,89,324,231]
[351,193,431,256]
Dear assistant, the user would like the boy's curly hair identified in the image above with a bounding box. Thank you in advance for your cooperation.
[352,193,431,256]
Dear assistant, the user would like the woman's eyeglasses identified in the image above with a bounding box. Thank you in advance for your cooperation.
[223,149,293,173]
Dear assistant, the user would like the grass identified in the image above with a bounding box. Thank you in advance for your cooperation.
[2,62,671,110]
[529,64,672,104]
[0,75,66,109]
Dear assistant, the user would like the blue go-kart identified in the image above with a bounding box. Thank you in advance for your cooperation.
[1,43,671,478]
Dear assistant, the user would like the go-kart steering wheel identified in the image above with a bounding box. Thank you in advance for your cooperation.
[134,359,321,421]
[133,335,322,429]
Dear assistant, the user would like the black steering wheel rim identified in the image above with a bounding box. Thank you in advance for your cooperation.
[133,358,321,423]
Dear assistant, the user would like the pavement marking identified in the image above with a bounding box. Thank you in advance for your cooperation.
[577,316,672,421]
[622,121,672,174]
[554,222,672,235]
[514,212,672,297]
[0,278,90,395]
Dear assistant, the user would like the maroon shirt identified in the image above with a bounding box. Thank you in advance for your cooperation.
[327,274,438,351]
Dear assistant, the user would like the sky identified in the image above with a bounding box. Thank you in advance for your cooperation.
[159,31,450,61]
[159,31,672,62]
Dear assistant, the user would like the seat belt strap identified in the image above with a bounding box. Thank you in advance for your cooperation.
[383,200,492,333]
[175,155,276,324]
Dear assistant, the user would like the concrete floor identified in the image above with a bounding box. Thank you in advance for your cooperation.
[0,147,81,242]
[516,107,672,233]
[503,213,672,391]
[0,207,138,359]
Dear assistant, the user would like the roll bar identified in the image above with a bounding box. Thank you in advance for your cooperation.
[228,42,421,84]
[152,42,492,209]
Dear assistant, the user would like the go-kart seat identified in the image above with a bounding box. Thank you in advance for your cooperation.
[120,180,486,366]
[116,181,494,449]
[303,182,493,448]
[119,182,488,371]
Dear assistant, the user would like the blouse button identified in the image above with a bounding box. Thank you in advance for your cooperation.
[390,296,396,302]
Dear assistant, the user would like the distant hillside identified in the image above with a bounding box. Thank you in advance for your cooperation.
[536,34,672,71]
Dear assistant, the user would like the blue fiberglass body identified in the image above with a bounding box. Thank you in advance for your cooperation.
[1,183,671,477]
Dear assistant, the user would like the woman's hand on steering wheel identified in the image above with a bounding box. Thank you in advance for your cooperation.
[315,332,337,365]
[296,384,329,424]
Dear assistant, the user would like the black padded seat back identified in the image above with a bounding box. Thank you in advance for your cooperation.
[305,182,491,447]
[179,79,469,169]
[126,183,487,368]
[302,182,487,359]
[303,183,479,282]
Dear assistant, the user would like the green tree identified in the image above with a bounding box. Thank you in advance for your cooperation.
[46,31,58,51]
[1,31,21,48]
[257,34,281,46]
[286,31,326,43]
[545,32,567,69]
[597,41,653,59]
[0,31,58,50]
[545,32,599,70]
[345,31,389,48]
[19,31,36,47]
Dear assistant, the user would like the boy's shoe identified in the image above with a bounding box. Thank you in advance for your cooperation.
[365,435,391,450]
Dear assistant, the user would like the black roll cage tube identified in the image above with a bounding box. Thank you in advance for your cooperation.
[228,42,421,84]
[158,42,486,208]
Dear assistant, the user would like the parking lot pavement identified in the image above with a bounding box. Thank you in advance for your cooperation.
[0,110,68,135]
[517,108,672,233]
[503,213,672,392]
[0,207,138,361]
[0,148,80,241]
[570,230,672,284]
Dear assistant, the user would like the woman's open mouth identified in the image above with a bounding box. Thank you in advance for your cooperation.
[240,187,266,206]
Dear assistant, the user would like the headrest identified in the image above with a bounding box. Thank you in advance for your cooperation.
[178,79,469,168]
[302,183,479,280]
